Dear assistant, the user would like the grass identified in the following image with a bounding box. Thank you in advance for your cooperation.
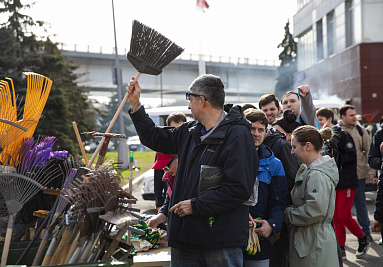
[86,150,156,187]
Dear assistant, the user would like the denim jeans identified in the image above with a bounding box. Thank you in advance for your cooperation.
[353,179,371,233]
[170,247,243,267]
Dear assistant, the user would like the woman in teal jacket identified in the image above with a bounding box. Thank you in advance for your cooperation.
[285,125,339,267]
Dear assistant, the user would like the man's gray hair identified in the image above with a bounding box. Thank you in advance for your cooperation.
[189,74,225,109]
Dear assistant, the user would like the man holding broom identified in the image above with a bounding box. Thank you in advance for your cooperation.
[127,74,258,266]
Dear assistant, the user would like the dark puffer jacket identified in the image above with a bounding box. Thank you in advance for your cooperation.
[368,120,383,223]
[263,127,299,205]
[129,104,259,249]
[333,125,358,190]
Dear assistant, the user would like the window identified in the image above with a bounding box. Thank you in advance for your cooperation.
[345,0,354,47]
[297,28,315,70]
[316,19,323,61]
[327,11,335,56]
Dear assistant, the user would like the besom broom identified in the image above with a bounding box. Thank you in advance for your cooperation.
[87,20,184,168]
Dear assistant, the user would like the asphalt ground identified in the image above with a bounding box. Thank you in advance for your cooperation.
[127,171,383,266]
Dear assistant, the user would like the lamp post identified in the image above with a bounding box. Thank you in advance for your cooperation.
[112,0,129,169]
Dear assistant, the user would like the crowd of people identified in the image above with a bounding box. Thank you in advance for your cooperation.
[126,73,382,267]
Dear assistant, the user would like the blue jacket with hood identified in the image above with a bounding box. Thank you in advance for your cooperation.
[244,144,287,261]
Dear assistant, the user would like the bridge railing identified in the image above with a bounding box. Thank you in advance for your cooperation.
[59,43,279,67]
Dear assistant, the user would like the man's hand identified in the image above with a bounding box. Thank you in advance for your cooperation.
[126,76,141,111]
[371,220,383,232]
[298,85,310,98]
[253,219,273,238]
[380,142,383,153]
[147,213,167,229]
[369,174,379,184]
[169,200,192,217]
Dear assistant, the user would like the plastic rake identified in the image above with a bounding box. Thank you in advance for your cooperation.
[0,73,53,166]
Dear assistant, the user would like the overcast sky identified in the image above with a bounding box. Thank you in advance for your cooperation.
[20,0,297,61]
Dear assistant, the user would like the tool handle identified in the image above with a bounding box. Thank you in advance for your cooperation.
[63,232,80,264]
[101,228,126,260]
[32,236,49,266]
[72,121,89,166]
[1,227,13,267]
[87,72,141,168]
[49,229,72,265]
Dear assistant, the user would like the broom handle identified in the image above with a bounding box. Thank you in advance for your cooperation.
[63,231,80,264]
[72,121,89,166]
[87,72,141,168]
[1,214,14,267]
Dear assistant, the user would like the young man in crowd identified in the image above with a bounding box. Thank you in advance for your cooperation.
[280,85,319,128]
[258,94,281,127]
[127,74,258,266]
[243,108,287,267]
[338,105,375,244]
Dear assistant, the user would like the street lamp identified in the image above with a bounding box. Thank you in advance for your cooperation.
[112,0,129,169]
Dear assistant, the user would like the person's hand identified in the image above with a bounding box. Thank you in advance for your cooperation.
[380,142,383,153]
[371,220,383,232]
[249,213,254,227]
[369,174,379,184]
[253,219,273,238]
[126,76,141,111]
[169,200,192,217]
[146,213,167,228]
[298,85,310,98]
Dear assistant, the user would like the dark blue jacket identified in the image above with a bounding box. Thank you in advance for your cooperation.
[244,144,287,261]
[368,120,383,222]
[333,125,358,190]
[129,104,259,249]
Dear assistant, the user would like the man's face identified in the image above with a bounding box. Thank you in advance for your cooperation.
[250,121,267,149]
[187,94,202,120]
[281,94,300,118]
[342,108,357,126]
[261,101,281,124]
[317,115,331,128]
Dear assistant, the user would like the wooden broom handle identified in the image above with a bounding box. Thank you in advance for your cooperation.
[1,227,13,267]
[87,72,141,168]
[72,121,89,166]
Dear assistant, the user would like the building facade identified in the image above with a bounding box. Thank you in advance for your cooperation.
[293,0,383,123]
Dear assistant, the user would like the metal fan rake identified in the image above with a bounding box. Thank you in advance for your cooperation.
[0,141,62,267]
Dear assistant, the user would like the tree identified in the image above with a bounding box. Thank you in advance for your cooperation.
[275,21,297,99]
[0,0,100,156]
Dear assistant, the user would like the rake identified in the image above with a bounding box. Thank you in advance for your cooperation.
[0,138,63,267]
[87,20,184,168]
[0,73,53,166]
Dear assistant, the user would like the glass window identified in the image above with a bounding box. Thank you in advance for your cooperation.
[297,28,315,70]
[327,11,335,56]
[345,0,354,47]
[316,19,323,61]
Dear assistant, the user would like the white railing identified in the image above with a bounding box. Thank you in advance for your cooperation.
[59,43,279,67]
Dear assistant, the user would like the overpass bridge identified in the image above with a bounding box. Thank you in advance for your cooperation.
[61,44,279,108]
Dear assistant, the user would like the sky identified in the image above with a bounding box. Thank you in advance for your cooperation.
[19,0,297,61]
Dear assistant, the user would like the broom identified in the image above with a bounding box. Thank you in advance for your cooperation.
[87,20,184,168]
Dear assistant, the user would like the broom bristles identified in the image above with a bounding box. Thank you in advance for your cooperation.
[129,20,184,73]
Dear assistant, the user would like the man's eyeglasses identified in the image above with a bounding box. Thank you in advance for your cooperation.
[186,91,207,101]
[163,157,175,171]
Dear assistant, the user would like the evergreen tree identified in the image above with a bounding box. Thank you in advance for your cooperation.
[0,0,100,155]
[275,21,297,99]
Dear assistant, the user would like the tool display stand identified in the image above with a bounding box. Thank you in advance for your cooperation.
[0,240,133,267]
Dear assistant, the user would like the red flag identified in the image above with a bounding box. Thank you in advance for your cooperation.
[197,0,209,10]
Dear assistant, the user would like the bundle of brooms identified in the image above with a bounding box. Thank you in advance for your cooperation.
[87,19,184,168]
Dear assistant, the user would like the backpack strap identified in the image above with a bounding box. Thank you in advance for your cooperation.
[356,125,363,138]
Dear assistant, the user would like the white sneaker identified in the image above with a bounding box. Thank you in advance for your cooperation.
[379,238,382,245]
